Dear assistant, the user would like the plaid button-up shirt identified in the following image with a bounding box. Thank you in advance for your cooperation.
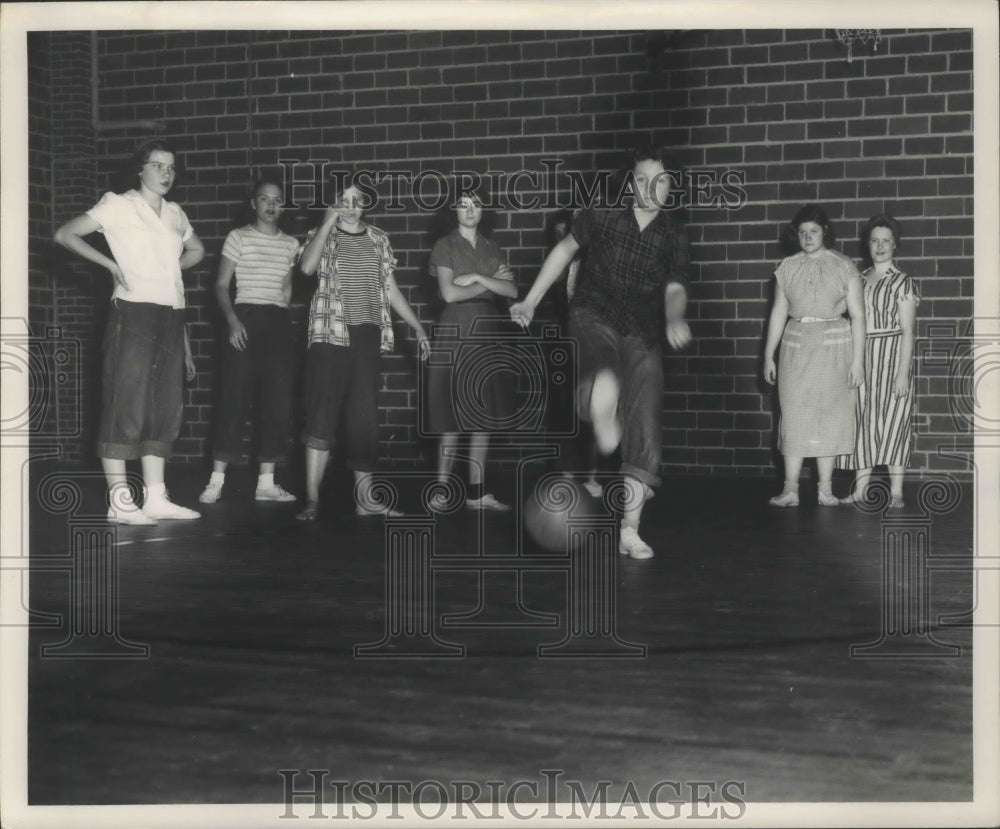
[570,208,690,345]
[305,222,396,353]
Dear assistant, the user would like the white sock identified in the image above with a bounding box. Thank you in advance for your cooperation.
[258,473,274,490]
[109,483,136,505]
[210,471,225,485]
[146,482,167,499]
[783,481,799,493]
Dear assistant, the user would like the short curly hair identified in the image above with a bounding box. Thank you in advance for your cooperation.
[783,203,836,251]
[630,145,683,175]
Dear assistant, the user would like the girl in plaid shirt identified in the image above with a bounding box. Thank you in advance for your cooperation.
[511,148,693,560]
[296,184,429,521]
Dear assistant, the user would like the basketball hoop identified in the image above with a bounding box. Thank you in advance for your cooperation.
[834,29,883,63]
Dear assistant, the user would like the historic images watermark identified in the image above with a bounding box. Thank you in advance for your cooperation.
[0,316,81,442]
[13,469,150,659]
[1,316,148,657]
[274,158,749,212]
[353,469,644,660]
[417,319,577,439]
[847,475,966,659]
[848,318,997,659]
[355,319,645,660]
[277,768,748,821]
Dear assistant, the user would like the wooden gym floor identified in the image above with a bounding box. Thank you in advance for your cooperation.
[21,461,974,807]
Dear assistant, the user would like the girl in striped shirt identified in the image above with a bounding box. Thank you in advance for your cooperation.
[200,180,301,505]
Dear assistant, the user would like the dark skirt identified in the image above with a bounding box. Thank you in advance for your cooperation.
[425,298,519,434]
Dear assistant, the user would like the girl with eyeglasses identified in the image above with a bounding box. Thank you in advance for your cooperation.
[54,140,204,524]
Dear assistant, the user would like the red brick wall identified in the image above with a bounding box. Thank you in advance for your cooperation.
[33,28,974,476]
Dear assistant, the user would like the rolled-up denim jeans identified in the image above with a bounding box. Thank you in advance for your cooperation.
[569,306,664,489]
[301,326,381,472]
[97,299,185,460]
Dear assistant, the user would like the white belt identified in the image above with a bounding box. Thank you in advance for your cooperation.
[794,316,840,323]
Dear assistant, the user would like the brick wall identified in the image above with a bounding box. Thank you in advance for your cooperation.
[27,32,53,327]
[655,28,974,475]
[27,32,100,459]
[26,32,56,447]
[32,28,974,477]
[50,32,103,462]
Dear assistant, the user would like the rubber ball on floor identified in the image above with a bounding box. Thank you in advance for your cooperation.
[523,475,602,552]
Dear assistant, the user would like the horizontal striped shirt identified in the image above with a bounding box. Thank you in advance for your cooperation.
[304,222,396,352]
[335,229,383,325]
[222,226,300,308]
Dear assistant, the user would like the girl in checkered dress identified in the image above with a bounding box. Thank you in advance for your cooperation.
[763,205,866,507]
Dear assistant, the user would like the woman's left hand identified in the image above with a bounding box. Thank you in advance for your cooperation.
[184,352,196,381]
[417,333,431,361]
[848,362,864,389]
[453,274,479,288]
[892,373,910,397]
[665,320,692,350]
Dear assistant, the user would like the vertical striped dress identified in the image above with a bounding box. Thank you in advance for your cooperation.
[775,248,860,458]
[839,266,920,469]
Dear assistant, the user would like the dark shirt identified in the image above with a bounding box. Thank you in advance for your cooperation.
[429,229,504,300]
[570,207,690,345]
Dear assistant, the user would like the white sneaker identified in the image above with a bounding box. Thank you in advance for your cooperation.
[142,490,201,520]
[768,489,799,508]
[583,479,604,498]
[466,493,511,512]
[590,369,621,455]
[199,480,223,504]
[255,483,297,502]
[817,490,839,507]
[619,526,654,560]
[107,487,157,526]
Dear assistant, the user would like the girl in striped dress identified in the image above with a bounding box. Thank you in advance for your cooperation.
[763,205,866,507]
[839,215,919,508]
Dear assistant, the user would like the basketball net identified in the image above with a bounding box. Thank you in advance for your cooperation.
[834,29,884,63]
